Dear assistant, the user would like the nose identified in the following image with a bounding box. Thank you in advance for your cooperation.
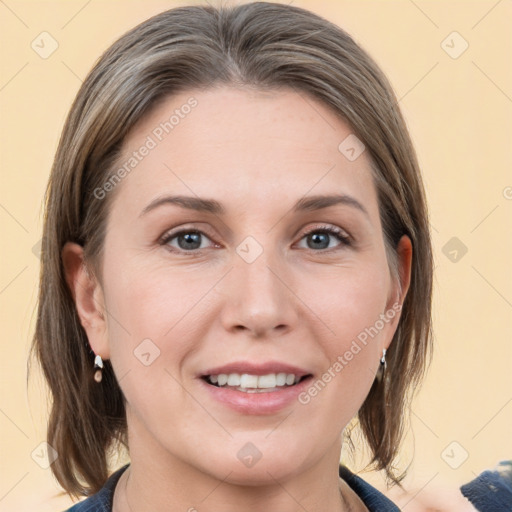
[219,247,298,338]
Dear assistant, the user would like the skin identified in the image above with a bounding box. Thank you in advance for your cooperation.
[63,86,412,511]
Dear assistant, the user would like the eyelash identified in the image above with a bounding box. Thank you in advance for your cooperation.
[160,224,352,255]
[300,225,352,249]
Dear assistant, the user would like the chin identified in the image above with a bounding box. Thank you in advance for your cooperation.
[196,439,311,486]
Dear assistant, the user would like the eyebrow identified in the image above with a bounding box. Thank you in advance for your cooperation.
[140,195,224,217]
[139,193,369,218]
[293,194,369,217]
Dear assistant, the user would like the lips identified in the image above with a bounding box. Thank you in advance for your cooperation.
[199,361,311,378]
[197,361,314,414]
[199,372,314,414]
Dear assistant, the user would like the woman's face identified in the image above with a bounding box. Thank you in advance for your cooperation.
[82,86,409,484]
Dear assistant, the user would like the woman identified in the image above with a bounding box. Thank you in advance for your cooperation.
[30,2,433,511]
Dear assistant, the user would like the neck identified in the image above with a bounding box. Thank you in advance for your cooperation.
[112,408,366,512]
[114,465,361,512]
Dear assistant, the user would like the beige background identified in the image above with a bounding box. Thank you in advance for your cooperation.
[1,0,511,510]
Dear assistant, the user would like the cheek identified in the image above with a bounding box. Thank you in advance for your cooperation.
[303,260,391,346]
[298,262,391,406]
[101,256,226,405]
[101,263,201,421]
[103,254,210,337]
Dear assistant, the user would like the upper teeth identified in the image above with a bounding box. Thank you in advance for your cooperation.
[208,373,301,388]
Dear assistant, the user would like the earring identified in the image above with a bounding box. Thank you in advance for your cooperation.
[376,348,387,383]
[94,354,104,383]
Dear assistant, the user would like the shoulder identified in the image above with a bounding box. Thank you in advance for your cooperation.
[460,460,512,511]
[61,464,130,512]
[339,465,400,512]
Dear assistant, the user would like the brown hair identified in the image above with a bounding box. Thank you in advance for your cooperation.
[29,1,433,498]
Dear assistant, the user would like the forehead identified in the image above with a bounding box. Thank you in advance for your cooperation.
[110,86,378,219]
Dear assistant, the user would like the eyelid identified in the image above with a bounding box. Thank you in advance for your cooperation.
[297,223,352,248]
[159,222,352,253]
[159,224,219,248]
[301,223,351,239]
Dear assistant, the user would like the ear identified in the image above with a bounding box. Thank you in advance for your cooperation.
[61,242,110,359]
[383,235,413,349]
[395,234,412,304]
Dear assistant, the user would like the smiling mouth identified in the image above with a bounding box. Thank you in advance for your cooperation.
[201,373,313,393]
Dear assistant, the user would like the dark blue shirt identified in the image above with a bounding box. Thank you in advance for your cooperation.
[460,460,512,511]
[63,464,400,511]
